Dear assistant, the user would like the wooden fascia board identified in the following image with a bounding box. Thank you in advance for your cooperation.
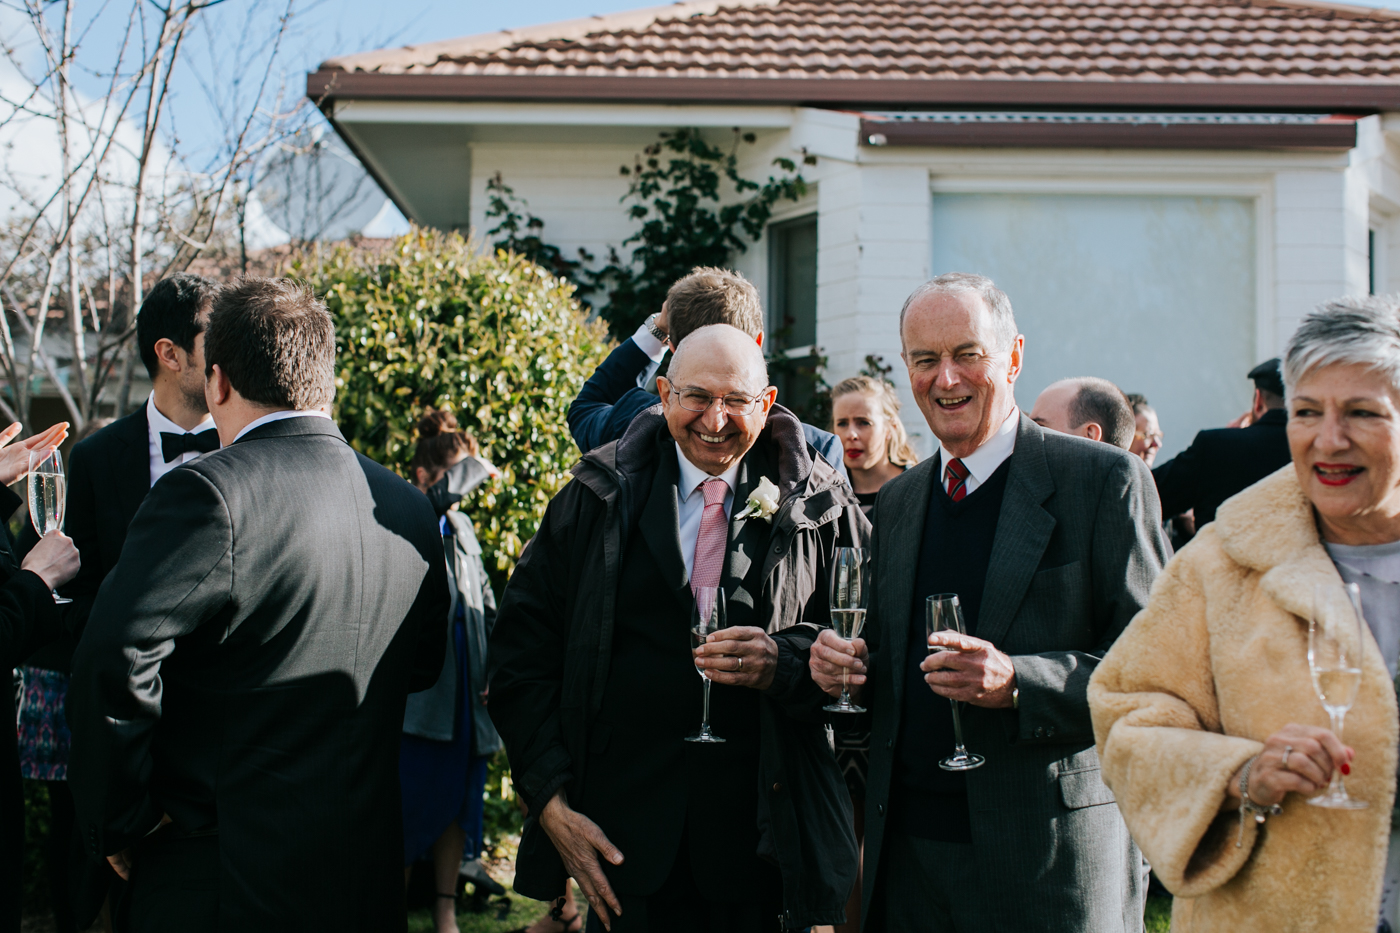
[859,118,1360,150]
[306,70,1400,113]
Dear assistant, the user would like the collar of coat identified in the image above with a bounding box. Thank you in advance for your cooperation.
[1212,464,1342,625]
[574,402,850,531]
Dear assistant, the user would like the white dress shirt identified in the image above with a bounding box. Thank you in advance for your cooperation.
[232,408,332,443]
[631,323,669,389]
[146,393,216,487]
[935,406,1020,496]
[675,442,741,578]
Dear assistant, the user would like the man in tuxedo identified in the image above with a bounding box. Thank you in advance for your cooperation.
[810,273,1168,932]
[492,325,865,932]
[566,266,846,478]
[67,278,450,932]
[54,272,222,928]
[1153,357,1292,530]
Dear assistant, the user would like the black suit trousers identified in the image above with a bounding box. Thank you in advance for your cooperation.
[119,828,218,932]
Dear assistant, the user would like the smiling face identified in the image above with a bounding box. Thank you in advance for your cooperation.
[1288,362,1400,545]
[1130,409,1162,466]
[901,290,1023,458]
[833,391,891,471]
[658,325,777,476]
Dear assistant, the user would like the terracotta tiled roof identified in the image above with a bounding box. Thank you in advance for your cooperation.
[323,0,1400,84]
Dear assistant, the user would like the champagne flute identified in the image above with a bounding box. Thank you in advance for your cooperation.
[27,449,70,605]
[1307,582,1367,809]
[927,594,985,771]
[823,547,868,714]
[686,586,726,744]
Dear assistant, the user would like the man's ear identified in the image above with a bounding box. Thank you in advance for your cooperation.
[656,376,672,407]
[152,337,183,375]
[1006,334,1026,383]
[761,385,778,411]
[206,364,233,408]
[1082,422,1104,442]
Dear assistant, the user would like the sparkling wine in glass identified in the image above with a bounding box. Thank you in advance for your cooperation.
[927,594,985,771]
[686,586,726,744]
[1307,582,1367,809]
[27,448,70,605]
[823,547,868,714]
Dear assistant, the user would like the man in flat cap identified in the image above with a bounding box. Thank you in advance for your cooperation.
[1152,358,1292,535]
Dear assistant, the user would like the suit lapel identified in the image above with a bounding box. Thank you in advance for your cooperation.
[881,457,936,709]
[723,447,775,619]
[976,415,1056,647]
[113,406,153,521]
[638,442,691,611]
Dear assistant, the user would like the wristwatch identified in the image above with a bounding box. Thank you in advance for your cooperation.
[645,312,669,343]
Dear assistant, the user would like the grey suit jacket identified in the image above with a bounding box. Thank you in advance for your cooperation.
[862,413,1168,933]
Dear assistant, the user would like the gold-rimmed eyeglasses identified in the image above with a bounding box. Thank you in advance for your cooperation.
[676,388,770,416]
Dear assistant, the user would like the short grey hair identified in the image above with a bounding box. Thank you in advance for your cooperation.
[899,272,1019,351]
[1283,295,1400,398]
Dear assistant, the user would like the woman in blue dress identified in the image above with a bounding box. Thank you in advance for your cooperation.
[401,409,502,933]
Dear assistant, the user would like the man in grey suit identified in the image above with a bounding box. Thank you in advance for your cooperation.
[810,273,1168,932]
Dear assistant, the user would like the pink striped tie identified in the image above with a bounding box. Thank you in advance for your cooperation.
[690,478,729,594]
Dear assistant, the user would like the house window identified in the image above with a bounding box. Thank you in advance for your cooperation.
[767,214,820,419]
[768,214,818,350]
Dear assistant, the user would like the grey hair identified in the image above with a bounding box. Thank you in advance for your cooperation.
[1283,295,1400,398]
[899,272,1019,351]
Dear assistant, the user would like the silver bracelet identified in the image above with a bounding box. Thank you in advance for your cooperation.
[1236,754,1282,847]
[645,312,668,343]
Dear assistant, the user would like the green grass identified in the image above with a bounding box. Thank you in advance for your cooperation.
[406,891,552,933]
[1146,894,1173,933]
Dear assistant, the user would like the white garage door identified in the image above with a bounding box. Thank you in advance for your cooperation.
[930,193,1256,460]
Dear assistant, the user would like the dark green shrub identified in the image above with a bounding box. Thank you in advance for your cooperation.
[292,227,612,593]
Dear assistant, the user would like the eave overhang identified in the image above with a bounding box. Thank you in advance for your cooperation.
[307,71,1400,114]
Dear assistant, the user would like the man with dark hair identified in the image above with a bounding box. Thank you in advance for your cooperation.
[566,267,846,477]
[1152,357,1292,531]
[68,277,450,932]
[1029,377,1135,450]
[44,272,221,929]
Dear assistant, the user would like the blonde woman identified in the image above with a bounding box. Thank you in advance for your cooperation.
[830,376,919,518]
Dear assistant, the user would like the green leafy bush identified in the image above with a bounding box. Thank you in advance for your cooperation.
[292,228,611,592]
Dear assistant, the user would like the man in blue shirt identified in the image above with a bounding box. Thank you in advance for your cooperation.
[567,266,847,479]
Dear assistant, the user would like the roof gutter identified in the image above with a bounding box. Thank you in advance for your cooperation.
[859,116,1361,150]
[306,71,1400,113]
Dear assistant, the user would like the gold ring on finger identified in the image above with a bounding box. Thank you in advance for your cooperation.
[1282,745,1293,770]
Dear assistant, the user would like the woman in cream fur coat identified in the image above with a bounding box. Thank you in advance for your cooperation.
[1091,297,1400,933]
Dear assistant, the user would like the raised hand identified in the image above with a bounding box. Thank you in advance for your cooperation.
[539,791,624,930]
[695,625,779,690]
[809,628,867,698]
[0,421,68,487]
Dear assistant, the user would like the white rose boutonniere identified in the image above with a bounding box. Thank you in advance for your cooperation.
[735,476,780,523]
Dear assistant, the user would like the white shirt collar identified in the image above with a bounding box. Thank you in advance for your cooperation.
[937,405,1020,487]
[675,442,741,503]
[146,392,214,438]
[232,408,332,443]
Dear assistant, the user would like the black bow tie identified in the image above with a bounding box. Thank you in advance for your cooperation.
[161,430,220,463]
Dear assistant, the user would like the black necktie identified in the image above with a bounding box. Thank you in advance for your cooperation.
[161,429,220,463]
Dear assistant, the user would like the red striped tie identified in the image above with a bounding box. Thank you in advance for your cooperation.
[945,457,969,502]
[691,478,729,594]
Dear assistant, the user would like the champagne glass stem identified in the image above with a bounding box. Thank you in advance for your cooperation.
[1328,709,1349,797]
[702,678,712,732]
[949,699,969,759]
